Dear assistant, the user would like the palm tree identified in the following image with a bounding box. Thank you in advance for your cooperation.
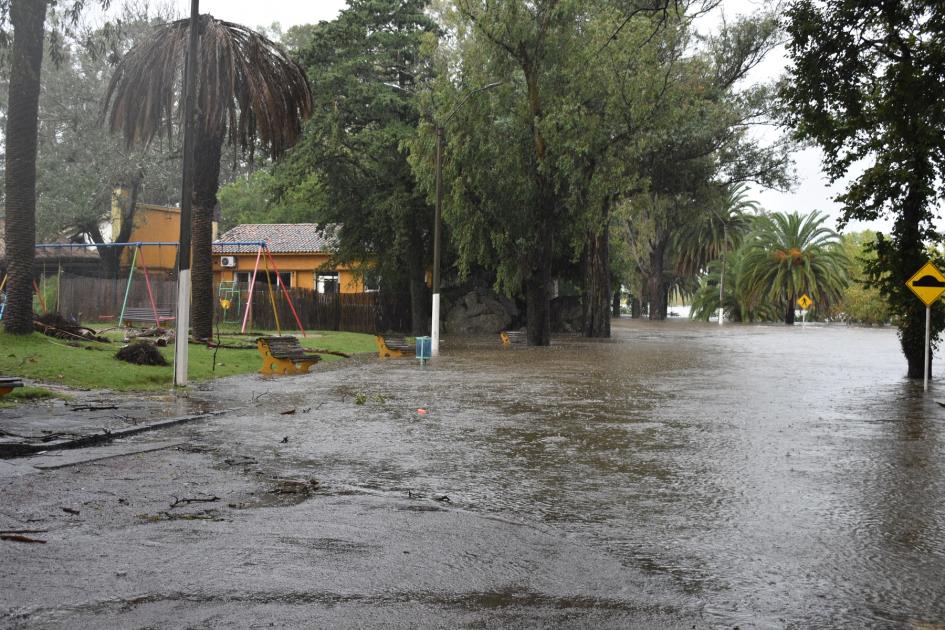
[3,0,49,334]
[689,247,780,323]
[740,211,850,324]
[102,15,312,340]
[674,184,759,278]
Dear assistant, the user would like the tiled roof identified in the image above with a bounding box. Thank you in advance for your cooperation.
[213,224,339,254]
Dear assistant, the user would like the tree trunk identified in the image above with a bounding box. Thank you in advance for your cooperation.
[94,174,143,278]
[190,127,224,341]
[647,240,667,321]
[612,289,621,318]
[582,215,611,338]
[407,227,429,336]
[630,295,641,319]
[526,220,552,346]
[897,192,932,378]
[3,0,48,334]
[784,294,795,325]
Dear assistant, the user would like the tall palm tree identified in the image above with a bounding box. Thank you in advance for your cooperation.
[674,184,759,278]
[740,210,850,324]
[3,0,49,334]
[102,15,312,339]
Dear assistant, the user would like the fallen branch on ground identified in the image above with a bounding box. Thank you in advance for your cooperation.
[169,495,220,509]
[1,534,46,543]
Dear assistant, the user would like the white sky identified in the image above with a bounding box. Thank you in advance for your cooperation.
[167,1,347,31]
[162,0,899,235]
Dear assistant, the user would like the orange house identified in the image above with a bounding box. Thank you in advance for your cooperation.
[212,224,370,293]
[111,190,216,272]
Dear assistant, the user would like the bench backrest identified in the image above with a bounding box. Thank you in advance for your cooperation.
[259,336,306,358]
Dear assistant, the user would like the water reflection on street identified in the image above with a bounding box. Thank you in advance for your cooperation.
[209,319,945,627]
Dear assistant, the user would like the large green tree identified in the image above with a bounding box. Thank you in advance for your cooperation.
[781,0,945,376]
[423,1,788,342]
[269,0,438,336]
[426,1,684,344]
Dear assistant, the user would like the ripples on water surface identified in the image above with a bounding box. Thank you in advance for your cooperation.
[212,319,945,627]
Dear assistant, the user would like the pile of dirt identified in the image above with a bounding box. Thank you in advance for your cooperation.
[34,313,110,343]
[116,341,168,366]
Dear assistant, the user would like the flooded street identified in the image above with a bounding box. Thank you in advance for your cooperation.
[3,319,944,628]
[196,319,945,628]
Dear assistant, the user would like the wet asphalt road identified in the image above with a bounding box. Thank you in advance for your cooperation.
[2,319,944,628]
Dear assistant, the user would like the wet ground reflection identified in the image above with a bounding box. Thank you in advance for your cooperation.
[204,319,945,627]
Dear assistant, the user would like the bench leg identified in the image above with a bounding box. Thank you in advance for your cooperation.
[375,336,392,358]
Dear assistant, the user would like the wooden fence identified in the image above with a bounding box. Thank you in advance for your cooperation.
[58,274,177,322]
[54,275,412,334]
[238,288,412,334]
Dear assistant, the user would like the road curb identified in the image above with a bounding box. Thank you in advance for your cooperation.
[0,409,230,459]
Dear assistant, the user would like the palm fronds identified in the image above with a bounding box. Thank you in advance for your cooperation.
[103,14,312,159]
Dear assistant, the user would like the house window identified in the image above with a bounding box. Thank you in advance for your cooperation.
[315,272,339,294]
[363,272,380,293]
[236,271,291,288]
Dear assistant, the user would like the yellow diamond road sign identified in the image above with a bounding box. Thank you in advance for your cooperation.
[797,294,813,310]
[907,261,945,306]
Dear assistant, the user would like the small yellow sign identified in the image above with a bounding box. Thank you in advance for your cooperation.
[906,261,945,307]
[797,294,813,310]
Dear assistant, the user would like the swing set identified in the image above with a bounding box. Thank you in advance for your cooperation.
[2,240,308,335]
[215,240,306,337]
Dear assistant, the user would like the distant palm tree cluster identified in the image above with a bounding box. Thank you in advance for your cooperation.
[690,210,851,325]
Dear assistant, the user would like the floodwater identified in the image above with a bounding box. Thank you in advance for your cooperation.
[197,318,945,628]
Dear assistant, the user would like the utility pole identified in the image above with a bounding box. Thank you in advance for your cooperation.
[174,0,199,387]
[431,125,443,356]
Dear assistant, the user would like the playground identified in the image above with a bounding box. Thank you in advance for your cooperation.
[0,240,392,395]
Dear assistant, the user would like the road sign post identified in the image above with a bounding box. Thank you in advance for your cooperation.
[797,294,813,326]
[906,261,945,392]
[926,306,931,393]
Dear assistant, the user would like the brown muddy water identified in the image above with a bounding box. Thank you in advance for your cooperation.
[200,318,945,628]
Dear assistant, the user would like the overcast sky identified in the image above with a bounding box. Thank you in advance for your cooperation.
[164,0,890,234]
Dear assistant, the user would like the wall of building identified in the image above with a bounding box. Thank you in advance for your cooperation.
[212,252,366,293]
[112,193,217,272]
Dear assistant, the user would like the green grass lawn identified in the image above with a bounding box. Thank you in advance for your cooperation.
[0,329,377,392]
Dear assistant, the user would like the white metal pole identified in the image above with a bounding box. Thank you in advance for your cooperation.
[925,305,931,392]
[431,126,443,357]
[174,269,191,384]
[173,0,199,387]
[718,224,725,326]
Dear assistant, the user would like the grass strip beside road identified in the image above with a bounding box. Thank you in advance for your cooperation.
[0,330,377,392]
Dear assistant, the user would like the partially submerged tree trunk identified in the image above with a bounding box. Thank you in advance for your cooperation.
[582,229,611,337]
[191,127,225,341]
[896,191,931,379]
[647,240,668,321]
[526,220,552,346]
[612,289,621,318]
[407,227,429,336]
[3,0,48,334]
[582,199,611,338]
[784,294,796,325]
